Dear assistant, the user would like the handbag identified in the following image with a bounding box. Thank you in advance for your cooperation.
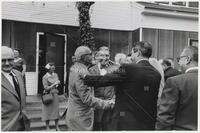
[42,92,53,105]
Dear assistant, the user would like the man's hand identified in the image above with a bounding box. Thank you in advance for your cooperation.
[109,99,115,109]
[104,99,115,109]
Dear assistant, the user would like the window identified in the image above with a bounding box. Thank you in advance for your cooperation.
[172,2,186,6]
[189,39,198,47]
[155,1,169,5]
[188,2,199,8]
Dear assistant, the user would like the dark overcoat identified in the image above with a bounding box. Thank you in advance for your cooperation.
[84,60,161,130]
[156,69,198,130]
[164,67,181,81]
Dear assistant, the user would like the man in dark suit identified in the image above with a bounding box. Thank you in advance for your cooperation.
[161,59,181,81]
[156,46,198,130]
[1,46,29,131]
[84,41,161,130]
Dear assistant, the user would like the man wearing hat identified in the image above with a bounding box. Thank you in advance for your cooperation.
[1,46,29,131]
[66,46,114,131]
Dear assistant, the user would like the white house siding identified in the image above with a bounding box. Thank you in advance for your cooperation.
[2,1,133,30]
[140,8,198,32]
[2,1,79,26]
[130,2,144,30]
[90,2,132,30]
[2,1,198,32]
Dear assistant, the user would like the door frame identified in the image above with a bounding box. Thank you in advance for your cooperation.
[36,32,67,94]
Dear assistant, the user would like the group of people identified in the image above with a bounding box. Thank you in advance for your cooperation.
[1,40,198,131]
[66,41,198,131]
[1,46,61,131]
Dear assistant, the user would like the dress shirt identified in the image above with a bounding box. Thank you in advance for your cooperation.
[185,66,198,73]
[136,58,149,64]
[98,63,107,75]
[2,71,17,89]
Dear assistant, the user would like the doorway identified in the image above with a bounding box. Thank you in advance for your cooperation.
[37,32,67,95]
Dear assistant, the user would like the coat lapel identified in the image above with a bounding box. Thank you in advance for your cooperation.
[186,69,198,73]
[1,73,20,101]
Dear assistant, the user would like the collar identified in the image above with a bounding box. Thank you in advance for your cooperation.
[136,58,149,64]
[97,62,101,70]
[2,70,16,77]
[185,67,198,73]
[46,72,55,77]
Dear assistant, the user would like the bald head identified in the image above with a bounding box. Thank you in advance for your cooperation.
[2,46,14,60]
[1,46,15,73]
[178,46,198,72]
[183,46,198,63]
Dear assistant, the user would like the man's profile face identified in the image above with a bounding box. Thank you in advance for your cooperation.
[131,47,139,63]
[2,50,14,73]
[83,53,93,65]
[178,49,190,72]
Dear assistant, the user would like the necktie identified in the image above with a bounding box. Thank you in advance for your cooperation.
[9,73,21,100]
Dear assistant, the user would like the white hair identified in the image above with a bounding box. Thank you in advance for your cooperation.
[115,53,127,65]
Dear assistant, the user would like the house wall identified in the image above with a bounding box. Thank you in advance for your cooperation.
[140,9,198,32]
[2,2,79,27]
[2,1,133,31]
[2,20,135,95]
[90,2,133,30]
[2,20,198,95]
[142,28,198,68]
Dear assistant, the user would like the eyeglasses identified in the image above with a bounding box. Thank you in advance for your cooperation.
[84,53,92,56]
[177,56,189,62]
[132,47,139,53]
[2,58,14,63]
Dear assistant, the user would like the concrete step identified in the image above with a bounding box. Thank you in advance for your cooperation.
[28,111,66,122]
[26,107,67,115]
[30,119,67,131]
[26,99,67,108]
[25,103,67,115]
[25,95,68,131]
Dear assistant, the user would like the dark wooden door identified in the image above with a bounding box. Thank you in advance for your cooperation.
[38,33,65,95]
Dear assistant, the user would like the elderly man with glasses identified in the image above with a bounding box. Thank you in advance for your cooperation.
[156,46,198,130]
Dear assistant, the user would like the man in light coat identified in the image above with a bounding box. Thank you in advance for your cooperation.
[156,46,198,130]
[1,46,29,131]
[89,47,117,131]
[66,46,114,131]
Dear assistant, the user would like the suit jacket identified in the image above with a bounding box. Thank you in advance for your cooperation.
[1,69,29,131]
[156,69,198,130]
[65,62,111,131]
[84,60,161,130]
[164,67,181,81]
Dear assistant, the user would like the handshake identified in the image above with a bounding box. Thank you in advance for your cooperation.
[105,99,115,109]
